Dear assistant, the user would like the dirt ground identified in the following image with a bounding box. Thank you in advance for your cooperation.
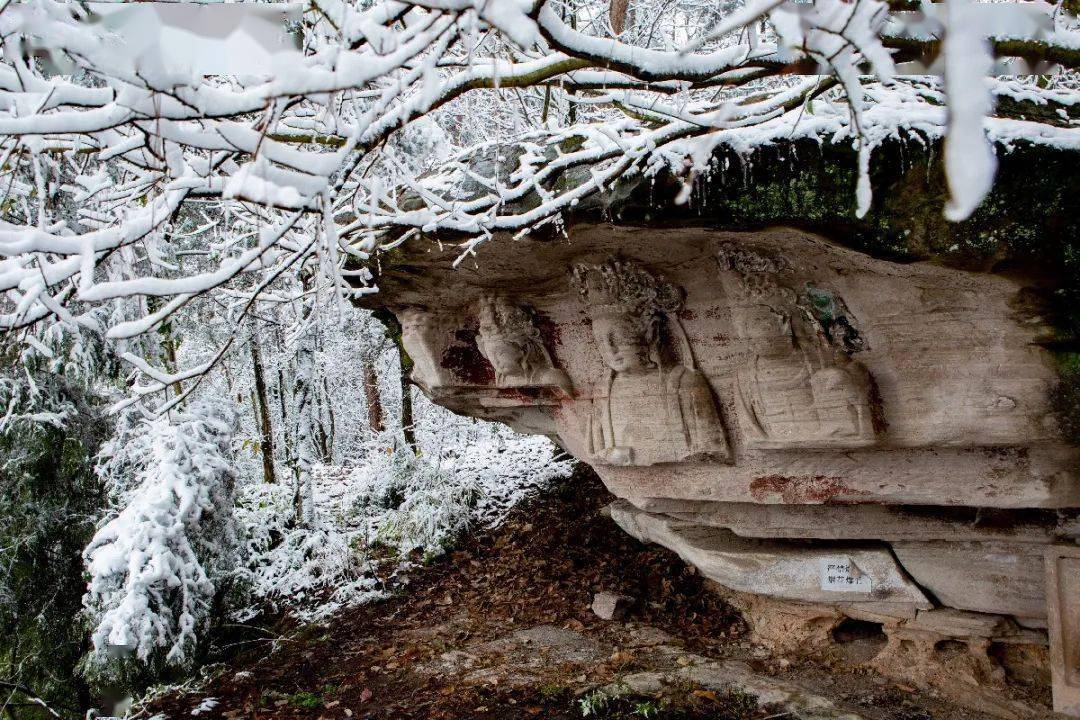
[144,465,1053,720]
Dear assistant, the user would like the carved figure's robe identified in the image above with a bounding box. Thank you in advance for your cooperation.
[736,354,874,448]
[588,365,729,466]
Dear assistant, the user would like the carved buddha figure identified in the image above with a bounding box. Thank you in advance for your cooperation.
[399,306,453,395]
[732,287,875,449]
[476,295,572,396]
[571,259,730,466]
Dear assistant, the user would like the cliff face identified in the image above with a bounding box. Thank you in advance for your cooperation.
[363,136,1080,716]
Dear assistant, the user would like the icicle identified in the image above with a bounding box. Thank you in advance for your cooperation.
[856,141,873,219]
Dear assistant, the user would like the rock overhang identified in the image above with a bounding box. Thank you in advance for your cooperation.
[354,132,1080,712]
[366,132,1080,345]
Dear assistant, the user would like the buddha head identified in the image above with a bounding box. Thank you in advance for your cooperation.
[587,305,658,372]
[727,276,807,356]
[571,258,681,374]
[399,306,441,352]
[398,306,448,388]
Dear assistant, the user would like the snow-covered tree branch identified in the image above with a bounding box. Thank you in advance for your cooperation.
[0,0,1077,411]
[83,400,237,669]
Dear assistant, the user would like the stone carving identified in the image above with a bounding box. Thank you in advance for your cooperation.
[399,306,457,396]
[571,258,730,466]
[718,243,876,449]
[476,294,572,396]
[1046,544,1080,716]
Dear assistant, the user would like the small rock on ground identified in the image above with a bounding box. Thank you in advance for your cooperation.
[592,591,633,620]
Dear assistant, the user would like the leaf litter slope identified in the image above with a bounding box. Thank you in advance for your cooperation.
[147,466,1031,720]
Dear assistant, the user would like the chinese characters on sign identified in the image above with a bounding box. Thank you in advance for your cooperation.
[819,557,873,593]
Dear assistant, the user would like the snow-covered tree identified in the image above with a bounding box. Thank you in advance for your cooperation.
[82,400,238,673]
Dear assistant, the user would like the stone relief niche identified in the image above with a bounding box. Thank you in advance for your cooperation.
[475,294,573,397]
[400,297,572,401]
[570,258,731,467]
[716,243,878,450]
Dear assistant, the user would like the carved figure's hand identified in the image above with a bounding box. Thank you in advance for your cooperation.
[598,446,634,465]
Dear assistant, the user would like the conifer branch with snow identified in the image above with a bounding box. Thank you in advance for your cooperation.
[83,400,238,671]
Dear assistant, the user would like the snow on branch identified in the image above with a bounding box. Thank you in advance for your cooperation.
[0,0,1076,411]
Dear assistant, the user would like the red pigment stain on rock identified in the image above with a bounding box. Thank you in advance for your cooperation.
[440,321,495,385]
[749,475,868,504]
[679,308,697,321]
[533,311,563,347]
[496,387,542,401]
[711,334,731,344]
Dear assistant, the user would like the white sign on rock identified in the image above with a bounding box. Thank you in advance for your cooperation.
[819,557,873,593]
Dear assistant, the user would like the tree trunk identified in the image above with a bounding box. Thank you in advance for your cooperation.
[314,394,331,464]
[249,333,277,484]
[567,9,578,124]
[158,316,184,399]
[362,362,384,433]
[398,348,417,453]
[277,367,289,443]
[321,376,336,462]
[293,325,316,526]
[609,0,628,34]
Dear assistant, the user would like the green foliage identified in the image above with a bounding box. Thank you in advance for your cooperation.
[631,699,665,718]
[0,381,110,718]
[539,681,568,698]
[578,690,674,719]
[288,690,323,709]
[576,681,762,719]
[578,685,667,719]
[580,688,622,717]
[719,688,759,717]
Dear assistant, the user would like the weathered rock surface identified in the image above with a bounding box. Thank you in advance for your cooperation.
[364,168,1079,712]
[892,541,1049,622]
[610,500,932,613]
[609,652,871,720]
[1047,544,1080,716]
[423,624,607,688]
[419,622,874,720]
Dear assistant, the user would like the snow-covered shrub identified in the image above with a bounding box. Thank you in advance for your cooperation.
[230,420,572,621]
[82,399,239,674]
[349,437,481,559]
[230,481,382,621]
[94,405,154,504]
[350,421,573,559]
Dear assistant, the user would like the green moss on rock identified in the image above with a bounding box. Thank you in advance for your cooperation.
[1052,352,1080,445]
